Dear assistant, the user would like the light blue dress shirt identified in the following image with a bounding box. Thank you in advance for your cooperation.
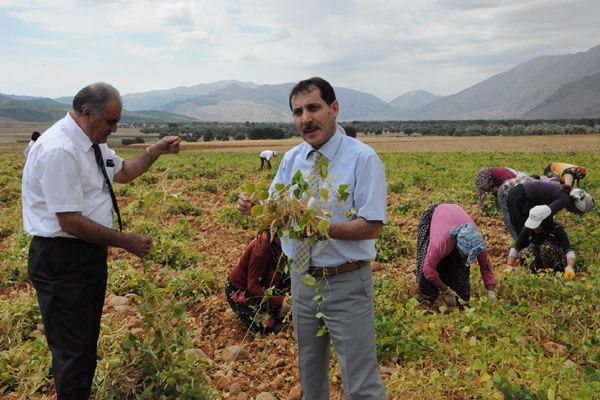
[270,128,387,267]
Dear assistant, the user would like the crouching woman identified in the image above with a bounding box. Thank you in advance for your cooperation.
[416,203,496,307]
[226,231,290,333]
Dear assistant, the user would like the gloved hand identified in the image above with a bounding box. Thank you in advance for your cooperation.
[563,266,576,280]
[441,287,459,307]
[277,297,291,319]
[487,290,497,300]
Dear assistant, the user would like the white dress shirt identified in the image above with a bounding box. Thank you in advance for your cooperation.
[22,113,124,238]
[260,150,276,160]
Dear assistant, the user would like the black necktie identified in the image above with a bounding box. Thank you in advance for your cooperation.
[92,144,123,231]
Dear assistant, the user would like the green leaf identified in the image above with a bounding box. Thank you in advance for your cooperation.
[256,190,269,200]
[242,183,256,194]
[315,312,330,320]
[317,219,329,236]
[316,325,328,336]
[299,217,309,229]
[301,274,316,287]
[250,204,264,217]
[292,170,304,185]
[274,183,285,191]
[317,156,329,179]
[313,294,325,302]
[344,208,357,218]
[319,188,329,201]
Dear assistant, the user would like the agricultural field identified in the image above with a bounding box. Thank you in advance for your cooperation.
[1,138,599,399]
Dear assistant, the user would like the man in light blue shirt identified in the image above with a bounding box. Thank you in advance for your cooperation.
[238,77,387,399]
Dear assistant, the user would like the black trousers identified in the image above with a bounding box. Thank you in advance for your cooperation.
[28,236,108,400]
[260,157,271,169]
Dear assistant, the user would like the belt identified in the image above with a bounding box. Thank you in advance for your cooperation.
[308,261,370,278]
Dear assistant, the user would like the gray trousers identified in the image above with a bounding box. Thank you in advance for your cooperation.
[291,265,387,400]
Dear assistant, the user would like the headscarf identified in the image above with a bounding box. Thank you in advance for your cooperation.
[450,223,486,267]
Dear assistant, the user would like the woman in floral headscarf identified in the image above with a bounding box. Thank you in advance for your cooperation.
[475,167,520,214]
[416,203,496,306]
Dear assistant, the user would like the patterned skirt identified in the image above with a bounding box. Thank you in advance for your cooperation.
[475,168,495,213]
[520,241,566,272]
[225,279,277,333]
[416,204,471,304]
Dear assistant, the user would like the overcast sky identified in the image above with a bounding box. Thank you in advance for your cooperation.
[1,0,599,101]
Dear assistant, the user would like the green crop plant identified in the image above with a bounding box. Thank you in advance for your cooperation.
[166,267,221,306]
[1,147,599,398]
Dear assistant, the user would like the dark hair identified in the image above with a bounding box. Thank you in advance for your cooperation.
[288,77,336,110]
[72,82,121,115]
[31,131,41,141]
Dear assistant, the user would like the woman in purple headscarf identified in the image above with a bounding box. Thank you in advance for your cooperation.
[416,203,496,306]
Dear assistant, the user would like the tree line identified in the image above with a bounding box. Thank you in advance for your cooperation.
[120,119,599,144]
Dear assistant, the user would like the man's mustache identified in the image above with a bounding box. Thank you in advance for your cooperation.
[302,123,319,133]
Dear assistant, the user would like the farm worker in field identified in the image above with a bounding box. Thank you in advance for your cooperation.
[544,162,587,192]
[510,224,576,275]
[416,203,496,306]
[475,167,524,215]
[23,130,41,160]
[497,174,547,239]
[260,149,277,169]
[226,230,290,333]
[22,82,181,400]
[505,180,594,278]
[238,77,387,400]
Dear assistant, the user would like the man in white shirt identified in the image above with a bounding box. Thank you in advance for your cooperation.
[23,130,40,160]
[238,77,387,399]
[259,149,277,169]
[22,82,181,400]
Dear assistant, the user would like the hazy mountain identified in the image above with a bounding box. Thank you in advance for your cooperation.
[122,80,260,111]
[54,96,73,105]
[412,44,600,119]
[0,97,70,122]
[0,96,196,123]
[524,71,600,119]
[0,93,41,102]
[389,90,441,111]
[156,83,394,122]
[5,44,600,122]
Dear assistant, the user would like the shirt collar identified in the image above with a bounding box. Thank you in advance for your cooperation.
[302,127,344,161]
[64,112,94,152]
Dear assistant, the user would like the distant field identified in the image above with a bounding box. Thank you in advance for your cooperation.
[2,120,599,152]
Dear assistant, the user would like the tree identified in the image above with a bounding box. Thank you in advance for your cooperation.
[343,125,357,138]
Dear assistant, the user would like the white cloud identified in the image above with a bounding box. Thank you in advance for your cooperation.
[1,0,599,100]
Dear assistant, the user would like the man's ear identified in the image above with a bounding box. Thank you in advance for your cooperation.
[81,106,94,120]
[330,100,339,118]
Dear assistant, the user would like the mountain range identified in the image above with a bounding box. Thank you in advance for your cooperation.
[2,44,600,123]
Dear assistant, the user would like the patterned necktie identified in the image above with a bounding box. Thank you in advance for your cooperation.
[293,150,322,273]
[92,144,123,231]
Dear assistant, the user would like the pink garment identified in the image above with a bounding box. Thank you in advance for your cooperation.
[490,167,516,187]
[423,203,495,286]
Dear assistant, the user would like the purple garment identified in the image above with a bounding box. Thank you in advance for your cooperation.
[522,181,576,215]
